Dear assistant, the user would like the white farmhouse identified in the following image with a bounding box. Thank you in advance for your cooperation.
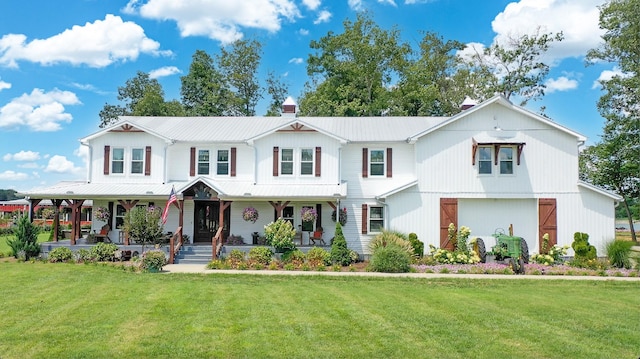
[23,95,620,261]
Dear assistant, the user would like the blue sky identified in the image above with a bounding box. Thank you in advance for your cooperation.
[0,0,617,192]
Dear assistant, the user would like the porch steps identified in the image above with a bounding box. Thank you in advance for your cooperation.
[174,245,215,265]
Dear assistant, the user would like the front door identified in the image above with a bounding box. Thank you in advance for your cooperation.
[193,201,231,243]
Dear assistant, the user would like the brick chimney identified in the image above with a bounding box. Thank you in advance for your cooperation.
[282,96,297,116]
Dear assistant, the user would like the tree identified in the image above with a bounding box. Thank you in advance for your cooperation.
[217,39,263,116]
[7,215,40,260]
[180,50,231,116]
[300,12,410,116]
[391,32,465,116]
[0,189,20,201]
[264,71,289,116]
[584,0,640,240]
[123,206,164,252]
[459,28,564,106]
[98,71,184,127]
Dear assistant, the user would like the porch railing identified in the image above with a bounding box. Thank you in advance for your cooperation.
[212,227,223,260]
[168,226,183,264]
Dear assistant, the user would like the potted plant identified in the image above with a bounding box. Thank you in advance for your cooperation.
[331,207,348,225]
[242,207,259,223]
[264,218,297,253]
[301,207,317,223]
[94,206,110,222]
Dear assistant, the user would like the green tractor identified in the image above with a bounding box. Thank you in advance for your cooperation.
[475,227,529,274]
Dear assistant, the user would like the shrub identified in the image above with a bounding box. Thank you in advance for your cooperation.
[264,218,297,252]
[281,249,305,266]
[331,222,352,266]
[123,206,164,250]
[307,247,331,267]
[531,245,569,265]
[48,247,74,263]
[369,230,414,256]
[408,233,424,257]
[248,246,273,265]
[75,248,94,263]
[369,244,412,273]
[141,250,167,272]
[606,240,633,269]
[90,242,119,261]
[572,232,596,261]
[227,249,246,268]
[7,215,41,260]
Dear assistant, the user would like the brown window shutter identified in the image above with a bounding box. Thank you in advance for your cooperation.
[273,147,279,176]
[362,148,368,178]
[145,146,151,176]
[386,148,392,178]
[190,147,196,176]
[315,147,321,177]
[230,147,237,177]
[103,145,110,175]
[361,204,368,234]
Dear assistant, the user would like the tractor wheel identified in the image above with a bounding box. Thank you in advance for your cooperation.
[509,258,518,273]
[519,238,529,264]
[476,238,487,263]
[518,258,525,274]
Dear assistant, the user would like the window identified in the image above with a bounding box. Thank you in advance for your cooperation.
[197,150,209,175]
[217,150,229,175]
[131,148,144,174]
[478,146,492,174]
[112,148,124,174]
[282,206,294,226]
[370,149,385,176]
[499,147,514,174]
[281,148,294,175]
[115,204,126,229]
[369,206,384,233]
[300,148,313,175]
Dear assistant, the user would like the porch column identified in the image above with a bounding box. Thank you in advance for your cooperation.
[52,199,63,242]
[64,199,85,244]
[28,199,42,222]
[269,200,290,218]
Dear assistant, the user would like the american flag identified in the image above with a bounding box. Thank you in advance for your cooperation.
[161,186,177,225]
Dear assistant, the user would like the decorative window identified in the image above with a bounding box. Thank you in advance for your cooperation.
[369,206,384,233]
[281,148,294,175]
[115,204,126,229]
[370,149,385,176]
[112,148,124,174]
[499,147,514,174]
[217,150,229,175]
[131,148,144,174]
[300,148,314,175]
[282,206,294,226]
[197,150,210,175]
[478,146,492,174]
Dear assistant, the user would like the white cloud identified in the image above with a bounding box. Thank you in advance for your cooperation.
[44,155,82,174]
[0,14,170,68]
[591,68,626,89]
[299,28,309,36]
[405,0,435,3]
[378,0,397,6]
[149,66,181,79]
[4,150,41,161]
[0,170,29,181]
[17,163,40,169]
[314,10,332,24]
[545,76,578,93]
[288,58,303,64]
[0,78,10,91]
[0,88,81,131]
[302,0,321,10]
[456,42,486,63]
[131,0,301,44]
[348,0,363,10]
[490,0,605,62]
[74,145,90,169]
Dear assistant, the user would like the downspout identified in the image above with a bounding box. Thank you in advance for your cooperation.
[163,139,175,184]
[81,142,92,183]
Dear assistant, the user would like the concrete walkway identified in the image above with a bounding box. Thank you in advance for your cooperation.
[162,264,640,281]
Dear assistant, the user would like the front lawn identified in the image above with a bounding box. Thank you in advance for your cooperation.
[0,262,638,358]
[0,232,51,256]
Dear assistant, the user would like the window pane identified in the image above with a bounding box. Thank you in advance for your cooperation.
[301,149,313,161]
[370,207,383,219]
[370,150,384,163]
[479,161,492,174]
[281,162,293,175]
[301,162,313,175]
[479,147,491,161]
[281,149,293,161]
[131,148,143,161]
[217,163,228,175]
[112,162,124,174]
[499,147,513,161]
[370,163,384,176]
[113,148,124,161]
[217,150,228,162]
[131,162,143,174]
[198,150,209,162]
[370,220,384,232]
[500,161,513,174]
[198,163,209,175]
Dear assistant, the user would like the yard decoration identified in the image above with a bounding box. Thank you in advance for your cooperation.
[572,232,596,261]
[242,207,259,223]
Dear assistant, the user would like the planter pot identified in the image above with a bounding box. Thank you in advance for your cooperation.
[146,267,162,273]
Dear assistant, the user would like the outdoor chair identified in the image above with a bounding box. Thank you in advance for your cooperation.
[309,227,325,245]
[95,224,111,243]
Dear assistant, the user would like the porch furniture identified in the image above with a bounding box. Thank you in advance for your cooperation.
[118,231,126,244]
[95,224,111,243]
[309,227,325,245]
[294,231,303,246]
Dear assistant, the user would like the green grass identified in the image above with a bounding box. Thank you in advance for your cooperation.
[0,262,639,358]
[0,232,51,256]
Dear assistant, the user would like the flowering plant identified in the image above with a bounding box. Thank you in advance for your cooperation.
[300,207,317,222]
[242,207,259,223]
[331,207,348,225]
[531,245,569,265]
[94,206,110,222]
[264,218,297,252]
